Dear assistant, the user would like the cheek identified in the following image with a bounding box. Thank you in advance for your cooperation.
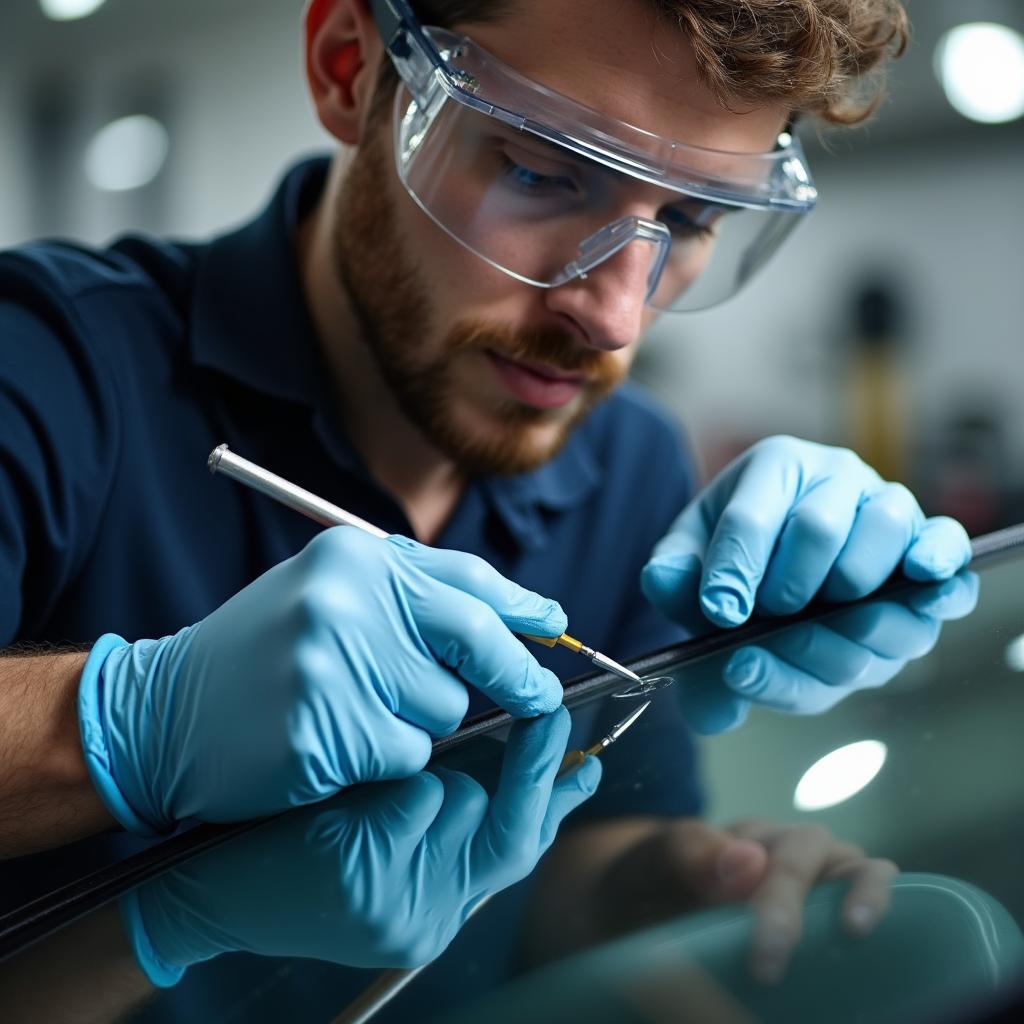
[394,184,535,322]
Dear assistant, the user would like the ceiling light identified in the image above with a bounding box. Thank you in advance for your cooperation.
[794,740,887,812]
[935,22,1024,124]
[84,115,169,193]
[39,0,107,21]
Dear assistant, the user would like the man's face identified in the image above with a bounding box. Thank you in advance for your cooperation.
[330,0,785,476]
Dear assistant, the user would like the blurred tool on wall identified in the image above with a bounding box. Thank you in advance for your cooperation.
[921,408,1010,537]
[843,278,909,485]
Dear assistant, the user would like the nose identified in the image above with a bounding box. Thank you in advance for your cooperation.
[543,235,657,352]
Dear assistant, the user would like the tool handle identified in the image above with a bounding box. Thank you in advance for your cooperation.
[520,632,584,653]
[558,749,587,775]
[521,632,559,648]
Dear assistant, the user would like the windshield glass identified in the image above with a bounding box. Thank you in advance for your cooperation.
[2,541,1023,1024]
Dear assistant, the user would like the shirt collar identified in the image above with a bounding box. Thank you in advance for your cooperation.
[482,438,601,551]
[188,157,603,548]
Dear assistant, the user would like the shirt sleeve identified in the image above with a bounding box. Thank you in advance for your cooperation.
[0,267,121,645]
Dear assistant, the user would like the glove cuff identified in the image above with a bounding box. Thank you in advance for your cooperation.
[78,633,160,836]
[119,889,187,988]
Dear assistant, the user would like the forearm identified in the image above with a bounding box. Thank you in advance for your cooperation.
[0,649,118,858]
[0,901,154,1023]
[522,815,664,966]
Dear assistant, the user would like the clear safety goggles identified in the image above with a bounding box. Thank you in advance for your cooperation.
[370,0,818,313]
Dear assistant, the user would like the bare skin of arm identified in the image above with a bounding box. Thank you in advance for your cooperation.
[0,901,154,1024]
[0,651,118,859]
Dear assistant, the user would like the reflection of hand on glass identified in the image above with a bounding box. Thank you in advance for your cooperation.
[524,575,978,987]
[121,707,600,987]
[674,572,978,734]
[525,813,896,987]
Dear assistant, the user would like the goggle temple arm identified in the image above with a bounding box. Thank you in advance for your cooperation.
[369,0,449,104]
[557,215,672,304]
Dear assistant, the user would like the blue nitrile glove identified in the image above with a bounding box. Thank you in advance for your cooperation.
[78,528,567,835]
[671,572,978,735]
[641,436,972,631]
[120,707,602,986]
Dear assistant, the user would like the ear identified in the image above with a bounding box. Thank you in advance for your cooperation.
[305,0,385,145]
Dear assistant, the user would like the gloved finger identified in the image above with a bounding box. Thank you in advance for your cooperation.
[338,711,436,783]
[723,644,902,715]
[371,659,472,738]
[423,768,491,863]
[387,535,567,637]
[476,709,571,865]
[675,672,752,735]
[641,476,723,626]
[646,492,717,565]
[765,610,940,674]
[640,551,706,628]
[902,516,972,581]
[905,570,979,619]
[538,757,602,850]
[300,603,472,738]
[309,772,446,863]
[726,625,872,690]
[820,483,924,602]
[413,585,563,717]
[756,476,861,616]
[699,452,810,627]
[823,601,942,660]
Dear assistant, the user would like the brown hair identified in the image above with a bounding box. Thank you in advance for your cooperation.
[376,0,908,126]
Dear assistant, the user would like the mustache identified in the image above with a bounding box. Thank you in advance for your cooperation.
[446,319,620,381]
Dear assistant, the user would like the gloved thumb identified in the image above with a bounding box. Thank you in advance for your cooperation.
[641,552,705,629]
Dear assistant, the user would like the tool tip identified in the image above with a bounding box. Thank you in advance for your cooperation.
[208,444,228,474]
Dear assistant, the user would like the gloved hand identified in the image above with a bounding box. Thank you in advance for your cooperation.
[120,708,602,986]
[671,572,978,735]
[642,436,972,631]
[78,529,567,835]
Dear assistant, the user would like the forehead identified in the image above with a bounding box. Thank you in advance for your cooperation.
[454,0,787,154]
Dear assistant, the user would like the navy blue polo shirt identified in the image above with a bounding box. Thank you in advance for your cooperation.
[0,158,702,868]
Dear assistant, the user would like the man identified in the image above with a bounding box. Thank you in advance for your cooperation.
[1,0,969,986]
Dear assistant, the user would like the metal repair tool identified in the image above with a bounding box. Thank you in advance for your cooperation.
[208,444,646,685]
[558,699,652,774]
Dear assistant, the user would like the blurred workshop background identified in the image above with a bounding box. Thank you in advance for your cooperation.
[1,0,1022,534]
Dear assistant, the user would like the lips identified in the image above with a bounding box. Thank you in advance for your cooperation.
[484,350,587,409]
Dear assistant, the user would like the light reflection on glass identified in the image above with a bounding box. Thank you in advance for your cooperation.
[794,740,888,811]
[1005,634,1024,672]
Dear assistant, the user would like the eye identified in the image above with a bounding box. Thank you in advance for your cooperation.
[657,204,717,239]
[497,152,578,196]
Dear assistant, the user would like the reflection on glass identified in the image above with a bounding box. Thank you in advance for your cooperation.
[666,571,979,736]
[118,708,599,987]
[610,675,675,699]
[1005,633,1024,672]
[793,739,888,811]
[7,558,1024,1024]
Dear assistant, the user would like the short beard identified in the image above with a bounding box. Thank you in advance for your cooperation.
[331,120,625,476]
